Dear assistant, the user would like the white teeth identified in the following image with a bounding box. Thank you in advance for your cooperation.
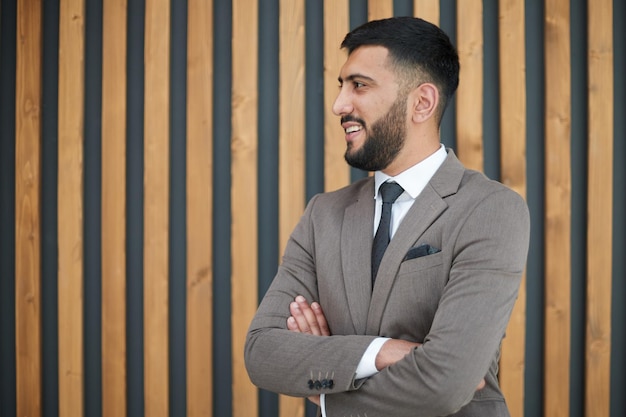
[345,126,362,134]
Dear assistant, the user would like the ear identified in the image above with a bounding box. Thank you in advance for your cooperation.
[408,83,439,123]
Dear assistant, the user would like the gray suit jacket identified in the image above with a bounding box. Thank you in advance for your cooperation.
[245,150,530,417]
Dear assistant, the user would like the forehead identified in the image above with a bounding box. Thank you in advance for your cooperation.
[339,45,397,84]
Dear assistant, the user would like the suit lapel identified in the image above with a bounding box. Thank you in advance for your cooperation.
[366,150,466,335]
[341,180,375,335]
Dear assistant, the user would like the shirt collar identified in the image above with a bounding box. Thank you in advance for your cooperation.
[374,144,447,200]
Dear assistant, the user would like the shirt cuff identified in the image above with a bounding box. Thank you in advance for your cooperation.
[354,337,390,379]
[320,394,326,417]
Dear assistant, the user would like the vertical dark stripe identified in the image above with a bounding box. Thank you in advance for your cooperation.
[349,0,367,29]
[393,0,413,17]
[257,1,279,415]
[349,0,369,183]
[439,0,456,150]
[84,0,104,415]
[169,0,188,415]
[611,2,626,416]
[126,0,146,415]
[524,0,546,415]
[42,0,60,415]
[213,1,233,416]
[0,0,17,415]
[305,0,325,201]
[482,0,500,181]
[569,2,587,417]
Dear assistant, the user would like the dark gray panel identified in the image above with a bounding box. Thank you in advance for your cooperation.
[169,0,188,415]
[523,0,546,415]
[213,0,233,416]
[126,0,146,415]
[0,0,17,414]
[84,0,104,415]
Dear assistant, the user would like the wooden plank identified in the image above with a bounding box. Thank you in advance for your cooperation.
[455,0,483,172]
[186,0,213,415]
[413,0,439,25]
[278,0,306,416]
[323,0,350,191]
[497,1,527,416]
[368,0,393,21]
[15,0,42,415]
[57,0,85,414]
[101,0,127,415]
[543,1,571,416]
[231,0,259,415]
[143,0,170,415]
[585,1,613,416]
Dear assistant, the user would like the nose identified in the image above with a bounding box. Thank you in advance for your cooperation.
[332,88,353,116]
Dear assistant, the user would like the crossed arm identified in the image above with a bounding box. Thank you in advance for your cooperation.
[286,295,485,406]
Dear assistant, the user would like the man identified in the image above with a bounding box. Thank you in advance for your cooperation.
[245,16,530,417]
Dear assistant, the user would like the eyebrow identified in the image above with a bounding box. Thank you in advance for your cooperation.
[338,73,376,84]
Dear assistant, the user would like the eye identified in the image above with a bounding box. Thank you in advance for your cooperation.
[353,81,365,89]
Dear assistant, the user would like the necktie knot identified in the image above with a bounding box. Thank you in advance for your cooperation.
[379,181,404,204]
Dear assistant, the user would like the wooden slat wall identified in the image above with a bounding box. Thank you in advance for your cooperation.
[185,0,213,415]
[585,1,613,416]
[2,1,624,417]
[231,0,259,416]
[143,0,171,415]
[278,1,306,416]
[455,0,484,171]
[544,1,572,417]
[14,0,42,415]
[323,0,350,192]
[101,0,127,415]
[57,0,85,415]
[497,1,527,417]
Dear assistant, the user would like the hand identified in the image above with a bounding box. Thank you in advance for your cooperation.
[286,296,329,405]
[375,339,486,391]
[286,295,330,336]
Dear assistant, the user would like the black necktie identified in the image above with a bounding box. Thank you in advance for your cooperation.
[371,181,404,285]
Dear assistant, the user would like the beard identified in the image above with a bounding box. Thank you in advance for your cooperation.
[343,95,407,172]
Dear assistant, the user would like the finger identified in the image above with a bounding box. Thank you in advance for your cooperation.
[310,302,330,336]
[286,316,300,332]
[289,301,312,334]
[295,296,323,335]
[476,378,486,390]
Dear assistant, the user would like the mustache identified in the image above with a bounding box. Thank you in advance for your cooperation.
[340,115,366,127]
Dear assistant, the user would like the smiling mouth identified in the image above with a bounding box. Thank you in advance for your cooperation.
[345,125,362,134]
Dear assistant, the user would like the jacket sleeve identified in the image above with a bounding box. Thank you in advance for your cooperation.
[244,194,378,397]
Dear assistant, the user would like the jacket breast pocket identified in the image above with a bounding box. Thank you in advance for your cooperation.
[397,250,444,277]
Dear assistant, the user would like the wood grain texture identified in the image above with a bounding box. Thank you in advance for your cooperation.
[278,0,306,415]
[585,1,613,416]
[323,0,350,192]
[497,2,527,416]
[231,1,259,415]
[455,0,483,172]
[101,1,128,415]
[543,1,572,416]
[368,0,393,21]
[414,0,439,25]
[324,0,350,191]
[15,0,43,415]
[186,0,214,415]
[57,0,85,414]
[143,0,171,415]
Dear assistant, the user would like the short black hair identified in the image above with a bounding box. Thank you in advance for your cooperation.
[341,16,459,122]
